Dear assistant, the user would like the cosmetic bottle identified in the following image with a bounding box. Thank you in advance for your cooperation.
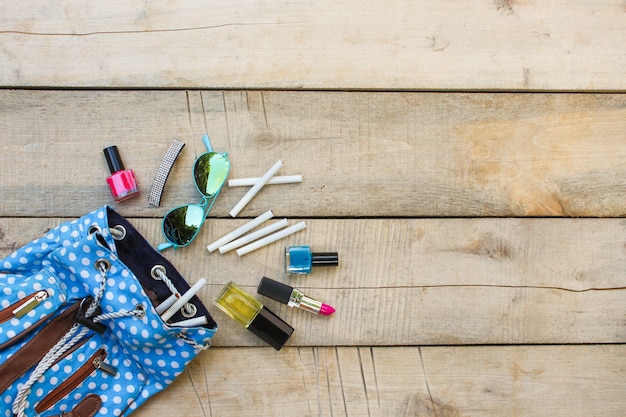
[103,146,140,202]
[285,246,338,275]
[214,282,294,350]
[258,276,335,316]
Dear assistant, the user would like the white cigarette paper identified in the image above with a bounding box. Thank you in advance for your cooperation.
[168,316,209,328]
[229,160,284,217]
[207,210,274,252]
[236,221,307,256]
[155,293,178,315]
[161,278,207,322]
[219,218,289,254]
[228,175,302,187]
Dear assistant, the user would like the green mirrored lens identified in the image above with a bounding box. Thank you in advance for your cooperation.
[194,153,230,197]
[162,205,205,246]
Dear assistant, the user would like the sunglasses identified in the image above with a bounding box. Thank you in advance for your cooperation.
[158,134,230,251]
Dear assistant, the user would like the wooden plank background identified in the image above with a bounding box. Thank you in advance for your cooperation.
[0,1,625,90]
[1,216,624,347]
[0,1,625,416]
[1,90,624,218]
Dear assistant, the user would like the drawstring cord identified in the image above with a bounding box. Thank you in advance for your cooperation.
[152,266,196,317]
[13,226,210,415]
[12,259,143,417]
[153,265,181,298]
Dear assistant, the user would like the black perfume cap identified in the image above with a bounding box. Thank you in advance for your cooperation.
[312,252,339,267]
[258,277,293,305]
[103,146,125,174]
[248,306,294,350]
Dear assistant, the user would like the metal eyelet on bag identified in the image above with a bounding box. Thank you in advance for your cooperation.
[88,224,102,235]
[95,258,111,274]
[110,225,126,240]
[92,229,113,251]
[134,304,146,319]
[151,265,166,280]
[181,303,197,318]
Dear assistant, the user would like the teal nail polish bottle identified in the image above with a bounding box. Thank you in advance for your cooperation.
[285,246,338,275]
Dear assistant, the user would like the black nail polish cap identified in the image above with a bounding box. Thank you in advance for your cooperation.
[103,146,125,174]
[312,252,339,267]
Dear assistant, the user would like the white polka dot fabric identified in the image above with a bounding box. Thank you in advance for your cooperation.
[0,206,217,416]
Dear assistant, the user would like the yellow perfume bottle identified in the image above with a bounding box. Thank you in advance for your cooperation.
[214,282,294,350]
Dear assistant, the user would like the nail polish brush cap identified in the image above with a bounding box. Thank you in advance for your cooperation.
[312,252,339,267]
[257,277,293,304]
[103,146,125,174]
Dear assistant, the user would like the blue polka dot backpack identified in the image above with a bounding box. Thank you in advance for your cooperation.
[0,206,217,417]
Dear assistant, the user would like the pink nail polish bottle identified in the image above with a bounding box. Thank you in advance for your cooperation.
[103,146,140,202]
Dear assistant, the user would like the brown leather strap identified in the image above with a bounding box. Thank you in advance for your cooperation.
[0,301,81,393]
[50,394,102,417]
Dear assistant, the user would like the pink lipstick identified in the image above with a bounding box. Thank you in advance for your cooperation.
[257,277,335,316]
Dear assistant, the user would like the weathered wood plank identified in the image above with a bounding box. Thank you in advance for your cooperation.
[0,1,624,90]
[1,217,623,345]
[1,90,624,218]
[1,3,624,415]
[134,345,626,417]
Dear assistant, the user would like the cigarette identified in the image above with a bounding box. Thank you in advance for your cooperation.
[207,210,274,252]
[155,293,178,315]
[219,218,289,254]
[236,221,306,256]
[228,175,302,187]
[161,278,207,322]
[229,160,283,217]
[168,316,209,328]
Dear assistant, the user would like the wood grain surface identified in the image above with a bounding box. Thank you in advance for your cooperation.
[1,1,625,90]
[0,1,624,415]
[1,89,624,416]
[135,346,626,417]
[1,216,624,347]
[1,90,624,218]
